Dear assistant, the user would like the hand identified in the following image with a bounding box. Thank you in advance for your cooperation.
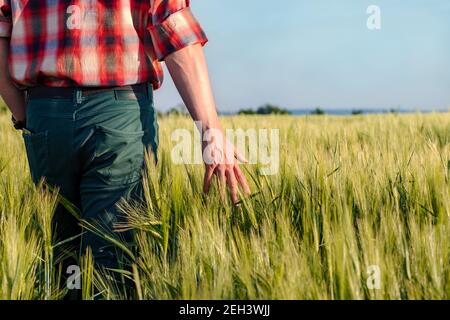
[12,112,26,123]
[202,128,251,204]
[11,114,26,130]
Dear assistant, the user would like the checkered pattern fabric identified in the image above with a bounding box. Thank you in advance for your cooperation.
[0,0,207,88]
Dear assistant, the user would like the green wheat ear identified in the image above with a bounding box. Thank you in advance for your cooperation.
[81,248,94,300]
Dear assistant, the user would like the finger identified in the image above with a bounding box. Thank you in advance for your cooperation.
[234,165,251,194]
[215,166,226,198]
[203,165,215,194]
[225,168,239,204]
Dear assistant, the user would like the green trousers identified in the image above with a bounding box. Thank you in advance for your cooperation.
[22,84,158,270]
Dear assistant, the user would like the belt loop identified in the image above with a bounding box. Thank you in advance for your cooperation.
[75,89,82,104]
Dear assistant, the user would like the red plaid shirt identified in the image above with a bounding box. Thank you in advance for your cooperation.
[0,0,207,89]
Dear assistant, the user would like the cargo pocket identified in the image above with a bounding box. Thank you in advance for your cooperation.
[93,125,145,185]
[22,131,49,184]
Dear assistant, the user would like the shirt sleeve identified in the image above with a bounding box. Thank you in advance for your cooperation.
[0,0,11,38]
[147,0,208,61]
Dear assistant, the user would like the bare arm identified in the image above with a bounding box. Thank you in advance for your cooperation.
[165,43,220,131]
[0,38,25,121]
[165,43,250,203]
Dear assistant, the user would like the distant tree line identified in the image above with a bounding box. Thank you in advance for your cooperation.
[157,103,405,117]
[157,104,189,117]
[237,104,291,115]
[310,107,325,115]
[158,103,293,117]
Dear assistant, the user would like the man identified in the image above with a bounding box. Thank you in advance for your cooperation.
[0,0,250,273]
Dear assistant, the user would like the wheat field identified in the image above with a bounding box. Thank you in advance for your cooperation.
[0,103,449,299]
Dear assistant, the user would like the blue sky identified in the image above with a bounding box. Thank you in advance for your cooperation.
[155,0,450,112]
